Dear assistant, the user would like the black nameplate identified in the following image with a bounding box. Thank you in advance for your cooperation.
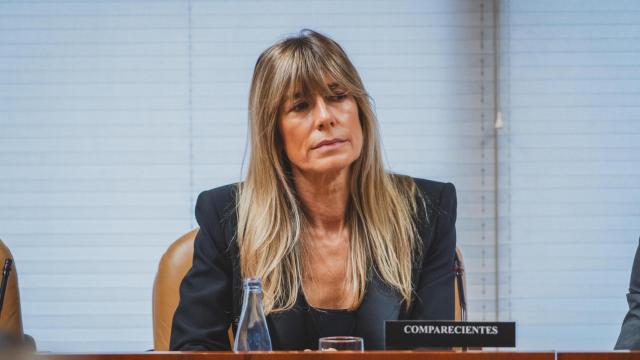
[385,321,516,349]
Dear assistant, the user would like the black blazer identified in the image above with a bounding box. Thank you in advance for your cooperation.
[170,178,457,351]
[615,238,640,349]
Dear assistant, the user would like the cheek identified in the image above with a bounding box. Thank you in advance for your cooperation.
[346,107,364,155]
[280,121,309,163]
[353,125,364,157]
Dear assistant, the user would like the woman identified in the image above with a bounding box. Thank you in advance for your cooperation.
[170,29,457,351]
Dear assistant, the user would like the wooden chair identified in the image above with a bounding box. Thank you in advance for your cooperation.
[454,247,468,321]
[0,239,24,337]
[152,229,199,351]
[0,239,37,350]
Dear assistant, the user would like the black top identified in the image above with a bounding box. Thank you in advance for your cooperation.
[170,177,457,351]
[308,307,356,338]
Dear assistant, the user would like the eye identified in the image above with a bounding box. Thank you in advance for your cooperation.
[290,101,309,112]
[328,93,348,102]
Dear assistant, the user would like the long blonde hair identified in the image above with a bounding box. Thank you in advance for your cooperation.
[236,29,423,314]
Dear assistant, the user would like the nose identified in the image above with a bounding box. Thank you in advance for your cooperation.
[313,96,335,130]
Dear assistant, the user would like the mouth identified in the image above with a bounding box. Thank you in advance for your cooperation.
[312,138,347,150]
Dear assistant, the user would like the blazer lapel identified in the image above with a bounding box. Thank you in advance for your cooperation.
[355,274,403,350]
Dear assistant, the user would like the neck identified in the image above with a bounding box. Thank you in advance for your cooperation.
[292,167,350,234]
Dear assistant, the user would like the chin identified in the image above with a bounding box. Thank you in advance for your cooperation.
[307,157,357,175]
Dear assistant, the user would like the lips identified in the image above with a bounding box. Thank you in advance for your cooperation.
[312,138,346,150]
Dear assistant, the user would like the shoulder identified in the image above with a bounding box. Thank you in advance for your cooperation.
[195,183,239,237]
[412,178,456,201]
[631,240,640,293]
[411,177,457,220]
[196,183,238,215]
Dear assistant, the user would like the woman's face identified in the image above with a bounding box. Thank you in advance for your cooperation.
[279,81,363,176]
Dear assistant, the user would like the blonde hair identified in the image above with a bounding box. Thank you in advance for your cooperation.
[236,29,422,314]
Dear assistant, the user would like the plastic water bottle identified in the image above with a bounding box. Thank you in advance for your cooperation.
[233,277,272,352]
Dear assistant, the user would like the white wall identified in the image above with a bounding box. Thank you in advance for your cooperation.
[2,0,638,352]
[497,0,640,350]
[0,0,497,351]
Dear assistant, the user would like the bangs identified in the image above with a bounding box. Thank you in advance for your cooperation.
[279,41,356,109]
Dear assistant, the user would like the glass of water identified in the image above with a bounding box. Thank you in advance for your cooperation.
[319,336,364,351]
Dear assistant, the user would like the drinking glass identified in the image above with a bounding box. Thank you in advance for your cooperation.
[319,336,364,351]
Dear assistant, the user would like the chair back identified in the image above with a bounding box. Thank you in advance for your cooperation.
[152,229,197,351]
[454,247,467,321]
[0,240,24,336]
